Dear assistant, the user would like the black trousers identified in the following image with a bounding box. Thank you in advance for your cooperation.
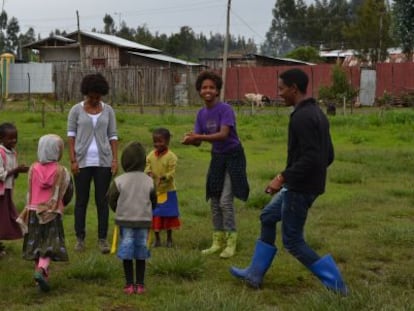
[74,166,112,240]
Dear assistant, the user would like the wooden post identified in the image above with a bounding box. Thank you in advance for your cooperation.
[41,101,46,128]
[220,0,231,102]
[343,96,346,115]
[76,11,84,70]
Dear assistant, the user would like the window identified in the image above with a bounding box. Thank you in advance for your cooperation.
[92,58,106,68]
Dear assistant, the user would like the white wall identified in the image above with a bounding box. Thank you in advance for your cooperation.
[359,69,376,106]
[8,63,54,94]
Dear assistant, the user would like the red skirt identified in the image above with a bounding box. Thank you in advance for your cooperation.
[152,216,181,232]
[0,189,23,240]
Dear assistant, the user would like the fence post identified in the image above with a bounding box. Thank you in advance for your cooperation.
[41,101,45,128]
[138,70,144,114]
[27,72,33,111]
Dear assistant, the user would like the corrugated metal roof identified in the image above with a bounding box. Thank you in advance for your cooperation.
[320,50,355,57]
[270,56,315,65]
[199,53,315,65]
[22,34,76,48]
[67,30,161,53]
[128,51,202,66]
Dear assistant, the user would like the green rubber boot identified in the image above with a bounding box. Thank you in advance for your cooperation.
[201,231,225,255]
[220,231,237,259]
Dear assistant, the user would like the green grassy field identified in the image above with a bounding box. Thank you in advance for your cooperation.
[0,104,413,310]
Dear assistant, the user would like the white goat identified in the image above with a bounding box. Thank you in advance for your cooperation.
[244,93,271,107]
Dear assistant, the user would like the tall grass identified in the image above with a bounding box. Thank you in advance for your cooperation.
[0,105,414,310]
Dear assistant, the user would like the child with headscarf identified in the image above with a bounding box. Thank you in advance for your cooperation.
[20,134,73,292]
[107,141,156,295]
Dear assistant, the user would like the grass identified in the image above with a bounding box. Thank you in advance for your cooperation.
[1,103,414,310]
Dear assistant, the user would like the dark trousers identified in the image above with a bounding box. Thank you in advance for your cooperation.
[74,167,112,240]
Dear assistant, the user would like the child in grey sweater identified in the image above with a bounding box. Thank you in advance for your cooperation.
[107,141,156,295]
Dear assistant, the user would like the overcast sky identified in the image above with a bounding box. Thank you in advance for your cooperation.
[4,0,276,46]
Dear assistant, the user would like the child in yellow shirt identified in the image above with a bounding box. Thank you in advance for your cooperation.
[145,128,180,248]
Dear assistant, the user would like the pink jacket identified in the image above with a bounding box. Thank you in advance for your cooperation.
[27,162,65,214]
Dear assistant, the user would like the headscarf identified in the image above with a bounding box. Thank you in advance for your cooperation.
[37,134,63,163]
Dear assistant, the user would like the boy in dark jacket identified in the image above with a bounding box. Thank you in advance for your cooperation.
[230,68,348,295]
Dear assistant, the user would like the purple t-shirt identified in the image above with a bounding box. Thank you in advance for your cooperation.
[194,102,241,153]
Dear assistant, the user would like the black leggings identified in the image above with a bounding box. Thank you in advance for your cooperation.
[74,167,112,240]
[123,259,146,285]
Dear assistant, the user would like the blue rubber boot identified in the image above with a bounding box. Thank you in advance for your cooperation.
[309,254,348,296]
[230,239,277,289]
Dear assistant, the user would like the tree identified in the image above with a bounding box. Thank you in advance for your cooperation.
[151,32,168,51]
[284,46,324,62]
[260,0,295,56]
[103,14,116,35]
[165,26,199,60]
[320,0,350,49]
[5,17,20,53]
[393,0,414,60]
[19,27,36,61]
[318,65,357,105]
[261,0,350,55]
[134,25,156,48]
[343,0,393,64]
[116,21,135,41]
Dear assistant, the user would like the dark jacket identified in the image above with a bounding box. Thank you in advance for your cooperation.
[206,145,249,201]
[282,98,334,194]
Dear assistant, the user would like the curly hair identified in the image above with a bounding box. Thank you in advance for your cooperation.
[195,70,222,92]
[80,73,109,96]
[0,122,16,139]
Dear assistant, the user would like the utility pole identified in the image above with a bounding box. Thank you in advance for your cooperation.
[114,12,122,30]
[220,0,231,101]
[76,10,84,70]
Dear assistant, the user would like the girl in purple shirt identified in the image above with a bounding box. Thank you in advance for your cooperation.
[182,71,249,258]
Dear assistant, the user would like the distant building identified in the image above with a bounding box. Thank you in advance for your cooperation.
[199,53,315,69]
[23,30,202,69]
[319,48,414,67]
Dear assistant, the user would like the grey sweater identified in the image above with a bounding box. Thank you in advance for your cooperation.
[108,171,156,228]
[67,102,117,168]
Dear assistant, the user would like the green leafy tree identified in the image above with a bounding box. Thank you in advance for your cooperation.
[103,14,116,35]
[0,10,7,29]
[117,21,135,41]
[133,25,155,47]
[19,27,36,61]
[318,65,357,104]
[320,0,350,49]
[165,26,200,60]
[151,32,168,51]
[393,0,414,60]
[5,17,20,53]
[343,0,393,64]
[261,0,295,56]
[261,0,351,55]
[284,46,324,63]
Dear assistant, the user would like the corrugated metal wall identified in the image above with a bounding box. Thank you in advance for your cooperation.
[376,63,414,97]
[224,64,361,101]
[8,63,54,94]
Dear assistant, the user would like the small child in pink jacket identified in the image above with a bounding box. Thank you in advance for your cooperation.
[20,134,73,292]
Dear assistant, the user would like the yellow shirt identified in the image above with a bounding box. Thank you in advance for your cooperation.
[145,149,177,193]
